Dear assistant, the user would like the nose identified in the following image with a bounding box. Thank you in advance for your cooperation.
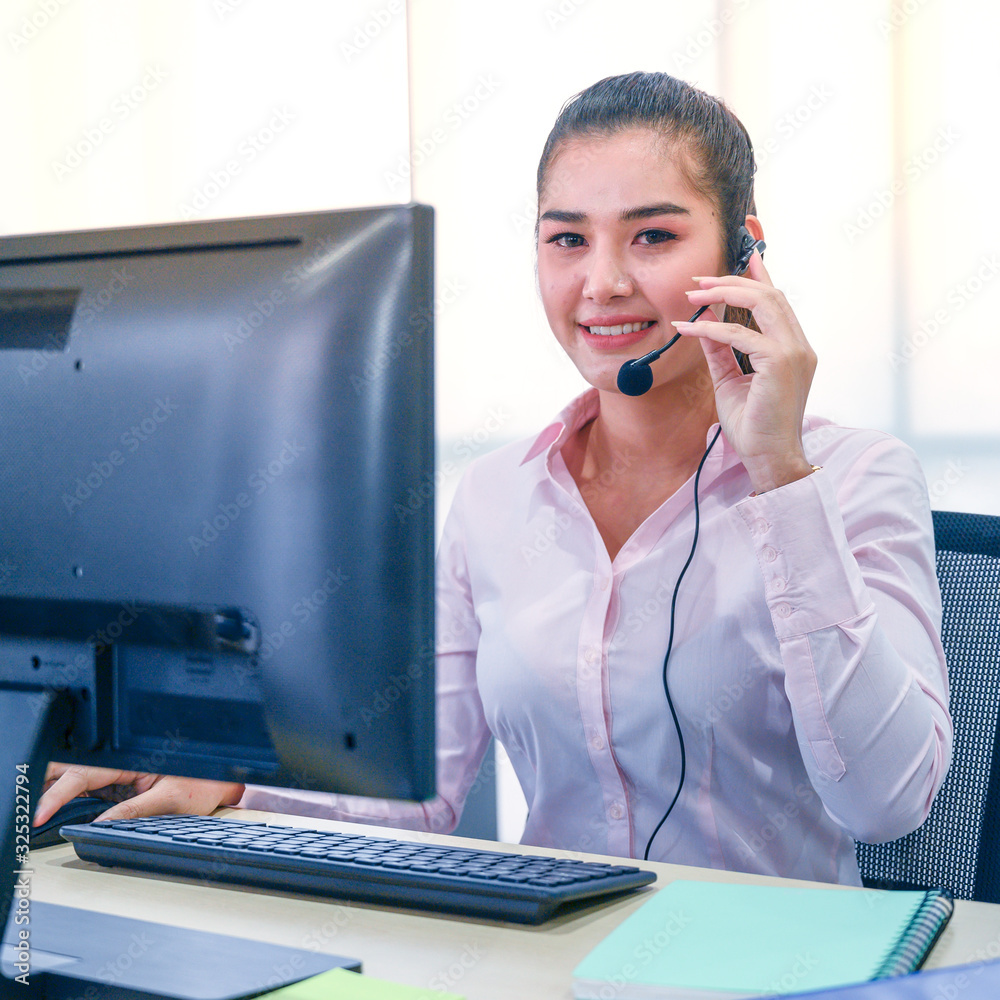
[582,244,634,302]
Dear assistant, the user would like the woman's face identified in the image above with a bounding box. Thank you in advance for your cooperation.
[536,129,729,394]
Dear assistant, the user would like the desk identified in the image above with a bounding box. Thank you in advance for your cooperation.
[28,808,1000,999]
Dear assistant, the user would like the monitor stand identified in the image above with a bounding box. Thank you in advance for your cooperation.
[0,688,359,999]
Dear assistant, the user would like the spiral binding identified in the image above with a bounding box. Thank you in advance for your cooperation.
[872,889,955,978]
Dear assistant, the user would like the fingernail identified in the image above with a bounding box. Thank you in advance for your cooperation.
[671,321,692,329]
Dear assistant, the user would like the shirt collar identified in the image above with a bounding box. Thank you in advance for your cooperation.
[520,389,601,466]
[520,388,737,470]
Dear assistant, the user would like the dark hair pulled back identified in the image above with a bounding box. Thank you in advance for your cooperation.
[537,71,757,273]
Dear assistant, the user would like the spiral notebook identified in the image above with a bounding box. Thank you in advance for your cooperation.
[572,879,953,999]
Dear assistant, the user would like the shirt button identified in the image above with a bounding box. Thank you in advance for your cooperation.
[762,545,778,563]
[597,576,609,591]
[584,648,599,665]
[753,518,769,534]
[591,735,605,751]
[776,603,792,618]
[772,577,786,593]
[608,803,624,821]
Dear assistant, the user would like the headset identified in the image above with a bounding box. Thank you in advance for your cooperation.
[636,226,764,860]
[616,226,765,397]
[642,423,719,860]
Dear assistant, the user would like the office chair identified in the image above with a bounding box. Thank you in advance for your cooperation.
[855,509,1000,901]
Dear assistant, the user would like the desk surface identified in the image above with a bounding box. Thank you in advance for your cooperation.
[28,809,1000,999]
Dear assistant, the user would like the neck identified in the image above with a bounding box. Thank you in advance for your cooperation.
[585,370,718,476]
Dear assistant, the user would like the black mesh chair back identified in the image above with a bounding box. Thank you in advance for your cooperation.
[855,510,1000,901]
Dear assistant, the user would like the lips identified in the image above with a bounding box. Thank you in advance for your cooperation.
[584,320,655,337]
[577,317,657,350]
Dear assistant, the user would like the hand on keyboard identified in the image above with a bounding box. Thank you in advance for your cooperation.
[34,763,244,828]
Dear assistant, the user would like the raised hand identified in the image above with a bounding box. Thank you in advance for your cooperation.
[672,248,817,494]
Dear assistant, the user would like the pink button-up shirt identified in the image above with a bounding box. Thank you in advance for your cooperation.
[241,390,952,885]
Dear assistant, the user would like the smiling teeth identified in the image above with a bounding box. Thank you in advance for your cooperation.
[588,321,654,336]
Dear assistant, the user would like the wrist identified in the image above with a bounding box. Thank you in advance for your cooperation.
[219,782,246,807]
[747,456,819,496]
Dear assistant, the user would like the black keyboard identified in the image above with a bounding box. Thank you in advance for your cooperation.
[61,815,656,924]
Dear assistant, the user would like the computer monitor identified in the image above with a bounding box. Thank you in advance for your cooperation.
[0,205,437,993]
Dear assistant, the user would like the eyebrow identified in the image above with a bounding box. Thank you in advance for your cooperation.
[621,202,691,222]
[538,202,691,225]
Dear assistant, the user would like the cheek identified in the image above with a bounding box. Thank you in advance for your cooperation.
[644,268,696,315]
[540,291,572,336]
[648,247,726,312]
[537,265,576,320]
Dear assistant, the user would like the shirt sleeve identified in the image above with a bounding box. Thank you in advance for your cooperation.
[238,486,491,832]
[735,438,952,843]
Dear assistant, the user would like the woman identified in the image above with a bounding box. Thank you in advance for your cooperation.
[36,72,951,886]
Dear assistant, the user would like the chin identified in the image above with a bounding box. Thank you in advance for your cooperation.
[578,365,624,394]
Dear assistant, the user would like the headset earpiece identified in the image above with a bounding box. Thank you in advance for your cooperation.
[734,226,759,275]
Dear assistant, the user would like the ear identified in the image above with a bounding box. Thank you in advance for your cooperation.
[743,214,764,243]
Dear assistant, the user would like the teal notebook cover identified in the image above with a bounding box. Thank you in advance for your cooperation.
[572,879,953,999]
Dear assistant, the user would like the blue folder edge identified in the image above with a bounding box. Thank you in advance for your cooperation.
[778,955,1000,999]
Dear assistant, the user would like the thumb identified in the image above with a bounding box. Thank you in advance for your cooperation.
[698,330,743,386]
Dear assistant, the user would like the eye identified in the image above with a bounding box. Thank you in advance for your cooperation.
[636,229,677,246]
[544,232,586,249]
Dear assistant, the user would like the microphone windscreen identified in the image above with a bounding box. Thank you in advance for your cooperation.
[617,360,653,396]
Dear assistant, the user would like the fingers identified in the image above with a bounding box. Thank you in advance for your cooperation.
[95,778,245,822]
[34,765,138,826]
[679,264,814,381]
[695,326,745,387]
[89,786,179,822]
[744,246,771,285]
[672,317,762,357]
[679,252,817,490]
[685,281,800,341]
[42,760,85,793]
[674,315,816,389]
[34,768,243,826]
